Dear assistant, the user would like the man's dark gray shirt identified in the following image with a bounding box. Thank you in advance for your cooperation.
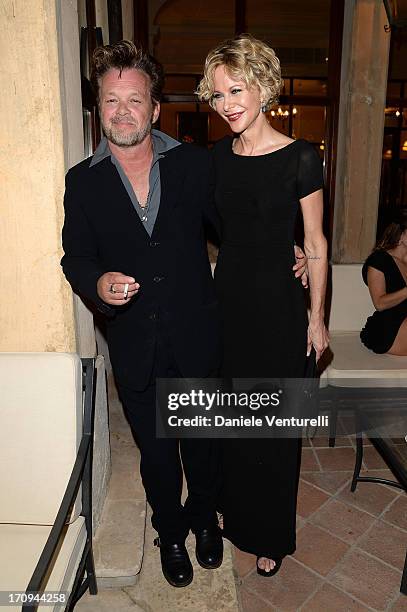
[90,129,181,236]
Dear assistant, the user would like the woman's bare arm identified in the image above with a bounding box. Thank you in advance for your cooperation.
[300,188,329,360]
[367,267,407,311]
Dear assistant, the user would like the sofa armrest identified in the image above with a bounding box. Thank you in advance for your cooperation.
[23,359,96,611]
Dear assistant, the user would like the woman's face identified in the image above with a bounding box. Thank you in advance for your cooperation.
[212,65,263,134]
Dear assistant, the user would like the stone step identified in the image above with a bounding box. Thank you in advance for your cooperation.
[124,505,240,612]
[92,388,146,588]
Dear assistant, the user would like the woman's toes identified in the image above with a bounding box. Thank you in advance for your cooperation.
[265,558,276,572]
[257,557,267,571]
[258,557,277,572]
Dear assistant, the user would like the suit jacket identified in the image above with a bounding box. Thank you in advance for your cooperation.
[61,142,222,390]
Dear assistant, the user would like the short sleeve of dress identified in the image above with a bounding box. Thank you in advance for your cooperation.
[296,141,324,199]
[361,250,389,285]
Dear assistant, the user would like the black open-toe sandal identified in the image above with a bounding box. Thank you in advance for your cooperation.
[256,556,283,577]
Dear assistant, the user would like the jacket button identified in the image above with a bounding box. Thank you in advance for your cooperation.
[149,313,157,320]
[153,276,164,283]
[150,241,160,247]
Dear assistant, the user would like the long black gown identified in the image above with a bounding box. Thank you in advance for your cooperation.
[212,136,323,558]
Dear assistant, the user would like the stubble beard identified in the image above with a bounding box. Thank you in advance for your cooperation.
[102,117,152,147]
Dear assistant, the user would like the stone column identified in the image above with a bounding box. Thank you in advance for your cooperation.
[0,0,79,352]
[332,0,391,263]
[58,0,97,358]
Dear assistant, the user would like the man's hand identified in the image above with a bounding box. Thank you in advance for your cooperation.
[293,245,308,288]
[97,272,140,306]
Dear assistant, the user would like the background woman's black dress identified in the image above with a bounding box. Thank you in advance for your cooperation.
[360,250,407,353]
[212,136,323,558]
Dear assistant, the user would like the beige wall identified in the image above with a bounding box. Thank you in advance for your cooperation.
[0,0,77,352]
[0,0,98,355]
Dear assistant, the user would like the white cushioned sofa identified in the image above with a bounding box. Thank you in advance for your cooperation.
[324,264,407,385]
[0,353,97,611]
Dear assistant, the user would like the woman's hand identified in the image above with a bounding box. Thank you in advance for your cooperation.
[307,319,329,361]
[293,245,308,288]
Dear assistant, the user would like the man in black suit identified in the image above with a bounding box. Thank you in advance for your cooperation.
[61,41,223,588]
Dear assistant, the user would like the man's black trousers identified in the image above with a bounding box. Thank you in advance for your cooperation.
[117,327,220,544]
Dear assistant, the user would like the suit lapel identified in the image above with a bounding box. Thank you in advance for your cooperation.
[91,157,151,239]
[152,150,185,239]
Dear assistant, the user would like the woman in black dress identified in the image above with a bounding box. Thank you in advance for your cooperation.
[197,34,329,575]
[361,208,407,355]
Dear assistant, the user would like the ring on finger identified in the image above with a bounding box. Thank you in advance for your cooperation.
[109,283,116,294]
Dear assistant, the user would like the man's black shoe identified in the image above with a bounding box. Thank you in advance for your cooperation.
[154,538,193,587]
[194,526,223,569]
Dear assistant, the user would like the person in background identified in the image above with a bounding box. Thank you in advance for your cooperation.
[197,33,329,577]
[361,207,407,355]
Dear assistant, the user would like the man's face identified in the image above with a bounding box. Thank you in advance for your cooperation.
[99,68,160,147]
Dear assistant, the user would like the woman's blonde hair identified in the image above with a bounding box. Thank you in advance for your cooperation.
[197,34,283,111]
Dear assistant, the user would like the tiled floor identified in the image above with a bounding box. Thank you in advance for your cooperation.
[77,396,406,612]
[235,431,406,611]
